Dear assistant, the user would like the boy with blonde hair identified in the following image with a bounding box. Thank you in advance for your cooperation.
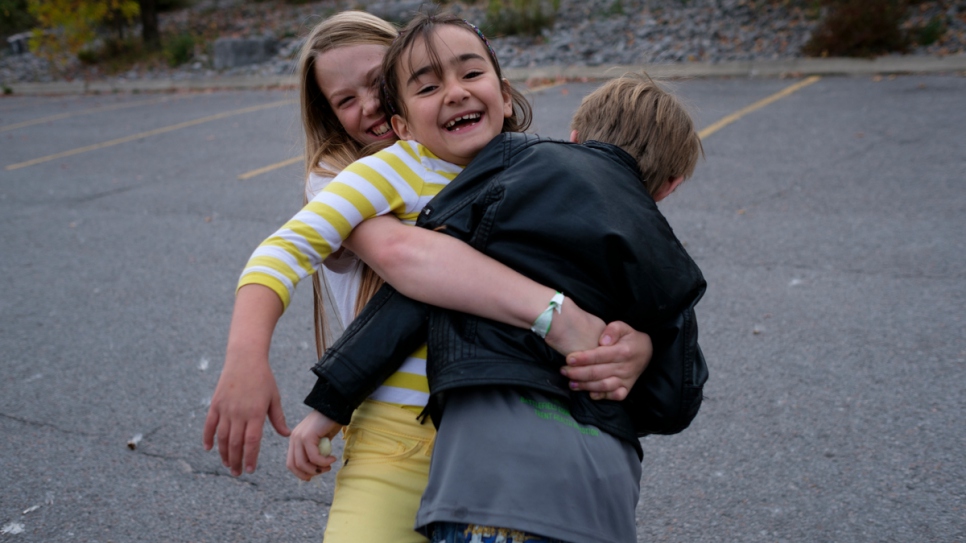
[308,73,708,543]
[571,73,703,198]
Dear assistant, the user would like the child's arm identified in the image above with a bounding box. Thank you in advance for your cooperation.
[236,145,440,312]
[345,215,550,328]
[347,216,600,350]
[204,147,442,475]
[202,284,288,477]
[345,215,651,392]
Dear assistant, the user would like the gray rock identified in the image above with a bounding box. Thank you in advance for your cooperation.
[213,36,278,70]
[7,32,30,55]
[362,0,426,24]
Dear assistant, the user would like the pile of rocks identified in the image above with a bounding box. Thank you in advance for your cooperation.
[2,0,965,87]
[492,0,964,68]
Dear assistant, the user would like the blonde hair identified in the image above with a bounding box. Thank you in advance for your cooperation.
[297,11,398,178]
[295,11,398,356]
[380,11,532,134]
[571,74,704,197]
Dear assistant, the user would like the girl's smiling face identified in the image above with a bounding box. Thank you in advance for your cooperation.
[315,43,395,147]
[389,25,513,166]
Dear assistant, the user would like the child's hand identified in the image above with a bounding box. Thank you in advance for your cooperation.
[202,351,289,476]
[561,321,653,401]
[203,284,289,476]
[287,410,343,482]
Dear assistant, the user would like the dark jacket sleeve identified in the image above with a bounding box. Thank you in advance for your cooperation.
[623,304,708,435]
[304,284,429,424]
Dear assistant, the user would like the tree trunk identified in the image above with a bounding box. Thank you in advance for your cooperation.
[140,0,160,51]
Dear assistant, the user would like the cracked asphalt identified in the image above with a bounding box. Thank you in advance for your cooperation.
[1,73,964,542]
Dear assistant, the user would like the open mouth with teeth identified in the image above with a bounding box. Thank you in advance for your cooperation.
[444,112,482,132]
[369,121,392,137]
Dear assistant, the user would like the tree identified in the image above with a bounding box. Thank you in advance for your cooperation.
[139,0,159,51]
[27,0,140,65]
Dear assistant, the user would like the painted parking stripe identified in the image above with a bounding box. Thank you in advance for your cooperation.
[238,155,304,180]
[5,99,296,171]
[0,94,192,133]
[699,76,821,139]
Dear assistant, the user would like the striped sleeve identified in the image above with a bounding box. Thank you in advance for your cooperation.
[237,142,437,309]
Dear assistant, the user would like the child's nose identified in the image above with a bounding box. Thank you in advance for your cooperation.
[361,91,380,116]
[443,81,470,104]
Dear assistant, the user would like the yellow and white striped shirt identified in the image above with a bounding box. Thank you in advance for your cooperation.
[239,140,464,410]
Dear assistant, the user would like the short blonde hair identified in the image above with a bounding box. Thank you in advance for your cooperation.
[571,74,703,197]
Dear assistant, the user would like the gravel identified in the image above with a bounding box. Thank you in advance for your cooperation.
[2,0,965,87]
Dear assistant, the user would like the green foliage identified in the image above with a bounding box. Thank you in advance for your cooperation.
[797,0,824,20]
[484,0,561,36]
[802,0,911,58]
[76,48,100,64]
[27,0,140,66]
[605,0,625,17]
[81,32,200,73]
[164,32,195,66]
[0,0,35,40]
[914,14,947,46]
[76,36,144,69]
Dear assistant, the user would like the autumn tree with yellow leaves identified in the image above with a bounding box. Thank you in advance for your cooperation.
[27,0,142,66]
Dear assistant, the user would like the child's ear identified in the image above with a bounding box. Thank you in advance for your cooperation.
[390,114,414,140]
[653,176,685,202]
[569,130,579,143]
[501,78,513,119]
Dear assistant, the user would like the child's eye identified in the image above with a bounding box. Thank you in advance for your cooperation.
[336,96,354,108]
[464,70,483,79]
[416,84,438,95]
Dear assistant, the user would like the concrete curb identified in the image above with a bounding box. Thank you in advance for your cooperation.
[5,75,299,96]
[505,54,966,82]
[5,55,965,96]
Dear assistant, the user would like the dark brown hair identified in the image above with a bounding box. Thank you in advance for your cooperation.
[380,11,532,134]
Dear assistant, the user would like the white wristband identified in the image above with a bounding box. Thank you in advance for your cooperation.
[530,292,564,338]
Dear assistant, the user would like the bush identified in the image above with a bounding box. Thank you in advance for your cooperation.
[164,33,194,66]
[914,14,947,47]
[484,0,561,37]
[77,36,144,68]
[803,0,911,57]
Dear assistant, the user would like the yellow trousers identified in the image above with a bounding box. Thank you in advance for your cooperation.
[323,400,435,543]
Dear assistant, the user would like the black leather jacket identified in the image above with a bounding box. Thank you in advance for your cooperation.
[305,133,708,456]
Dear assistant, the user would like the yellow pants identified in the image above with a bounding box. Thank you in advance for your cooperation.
[323,400,435,543]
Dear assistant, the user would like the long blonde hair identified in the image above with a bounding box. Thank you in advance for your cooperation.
[296,11,398,356]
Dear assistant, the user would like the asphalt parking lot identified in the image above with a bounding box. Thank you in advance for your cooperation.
[1,73,964,542]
